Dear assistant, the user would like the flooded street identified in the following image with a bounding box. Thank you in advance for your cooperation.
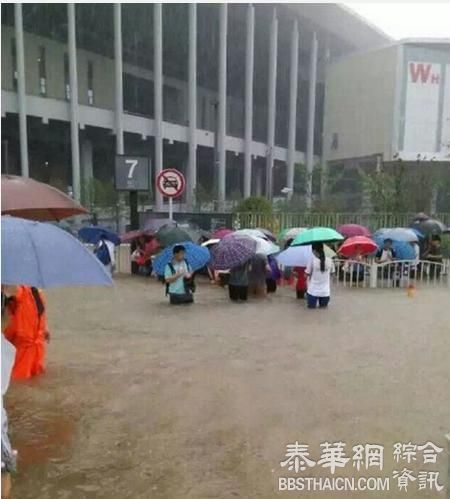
[6,277,450,498]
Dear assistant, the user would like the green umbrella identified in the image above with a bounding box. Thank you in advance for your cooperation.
[291,227,344,246]
[156,225,193,247]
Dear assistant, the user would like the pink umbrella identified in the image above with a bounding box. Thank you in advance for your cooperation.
[337,224,371,239]
[2,174,88,221]
[212,228,234,239]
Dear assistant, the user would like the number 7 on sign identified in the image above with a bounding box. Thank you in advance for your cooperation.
[126,159,138,179]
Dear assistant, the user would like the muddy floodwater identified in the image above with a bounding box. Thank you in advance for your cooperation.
[5,277,450,498]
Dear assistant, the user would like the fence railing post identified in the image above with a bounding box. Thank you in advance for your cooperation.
[369,263,378,289]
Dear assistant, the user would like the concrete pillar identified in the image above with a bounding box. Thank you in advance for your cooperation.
[255,166,263,197]
[286,19,299,199]
[306,32,318,209]
[217,4,227,211]
[14,3,29,177]
[67,4,81,201]
[114,4,124,155]
[265,8,278,199]
[186,3,197,210]
[154,3,163,210]
[243,4,254,199]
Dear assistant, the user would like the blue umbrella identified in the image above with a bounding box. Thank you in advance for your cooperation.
[373,236,415,261]
[153,241,210,276]
[78,226,121,245]
[1,216,113,288]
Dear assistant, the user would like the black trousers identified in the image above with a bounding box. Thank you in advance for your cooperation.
[229,285,248,302]
[266,278,277,293]
[169,293,194,305]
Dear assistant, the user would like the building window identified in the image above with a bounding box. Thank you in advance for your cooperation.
[38,46,46,96]
[11,38,18,91]
[64,53,70,100]
[87,60,94,105]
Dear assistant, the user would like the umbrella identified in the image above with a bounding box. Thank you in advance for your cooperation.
[78,226,121,246]
[278,227,307,244]
[201,239,220,247]
[373,236,415,261]
[291,227,344,246]
[412,212,429,222]
[247,236,280,256]
[1,216,113,288]
[1,174,88,221]
[153,241,210,276]
[120,230,154,243]
[156,225,193,247]
[373,228,419,243]
[338,236,377,258]
[233,228,268,240]
[143,217,176,232]
[410,218,447,236]
[337,224,371,238]
[212,228,234,239]
[255,228,277,242]
[276,245,336,267]
[211,234,257,270]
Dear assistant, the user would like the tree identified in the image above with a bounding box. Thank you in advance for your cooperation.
[235,196,272,213]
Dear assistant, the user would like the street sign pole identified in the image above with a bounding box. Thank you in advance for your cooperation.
[129,191,139,230]
[168,197,173,221]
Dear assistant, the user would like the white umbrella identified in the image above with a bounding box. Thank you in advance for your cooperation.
[201,239,220,247]
[276,245,336,267]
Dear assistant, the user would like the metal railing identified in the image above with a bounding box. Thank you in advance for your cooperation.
[233,212,450,233]
[332,259,449,289]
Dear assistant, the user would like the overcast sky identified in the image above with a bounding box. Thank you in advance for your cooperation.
[345,3,450,40]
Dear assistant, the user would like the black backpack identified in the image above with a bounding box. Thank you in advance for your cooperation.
[165,261,195,295]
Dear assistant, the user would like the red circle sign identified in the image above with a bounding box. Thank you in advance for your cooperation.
[156,168,186,198]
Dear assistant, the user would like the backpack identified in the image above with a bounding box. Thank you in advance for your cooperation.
[165,261,195,295]
[94,240,111,266]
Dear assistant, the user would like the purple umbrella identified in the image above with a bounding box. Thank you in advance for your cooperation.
[211,235,257,270]
[142,217,176,232]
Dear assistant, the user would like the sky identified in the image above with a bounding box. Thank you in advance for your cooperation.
[344,3,450,40]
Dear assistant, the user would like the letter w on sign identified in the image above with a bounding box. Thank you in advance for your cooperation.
[409,63,439,84]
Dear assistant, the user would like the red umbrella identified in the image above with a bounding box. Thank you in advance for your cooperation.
[337,223,371,238]
[120,230,154,243]
[338,236,377,257]
[1,174,88,221]
[212,228,234,239]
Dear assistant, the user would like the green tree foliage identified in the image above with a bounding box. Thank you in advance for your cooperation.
[235,196,272,213]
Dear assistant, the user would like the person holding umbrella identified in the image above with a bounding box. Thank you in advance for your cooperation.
[423,235,443,279]
[305,242,335,309]
[163,245,197,305]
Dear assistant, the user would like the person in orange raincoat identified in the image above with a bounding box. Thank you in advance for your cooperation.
[3,286,49,380]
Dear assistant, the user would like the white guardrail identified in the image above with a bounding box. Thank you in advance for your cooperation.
[332,259,449,289]
[86,245,449,290]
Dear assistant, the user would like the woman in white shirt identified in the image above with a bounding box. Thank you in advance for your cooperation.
[305,242,335,309]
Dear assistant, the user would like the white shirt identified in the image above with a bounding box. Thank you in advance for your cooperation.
[306,256,335,297]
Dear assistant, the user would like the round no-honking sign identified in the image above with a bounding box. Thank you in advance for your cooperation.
[156,168,186,198]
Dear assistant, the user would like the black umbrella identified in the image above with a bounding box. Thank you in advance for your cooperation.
[410,218,447,236]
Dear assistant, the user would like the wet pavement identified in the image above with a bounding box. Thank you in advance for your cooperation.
[5,276,450,498]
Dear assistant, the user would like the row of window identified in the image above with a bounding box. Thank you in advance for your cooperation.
[10,37,94,105]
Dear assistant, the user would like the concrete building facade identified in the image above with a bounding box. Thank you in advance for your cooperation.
[1,3,388,211]
[323,39,450,210]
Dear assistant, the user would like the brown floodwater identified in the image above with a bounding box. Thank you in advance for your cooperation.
[5,276,450,498]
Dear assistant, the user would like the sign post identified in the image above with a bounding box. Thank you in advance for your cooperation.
[115,155,150,230]
[156,168,186,221]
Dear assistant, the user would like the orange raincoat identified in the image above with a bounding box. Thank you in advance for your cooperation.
[4,286,48,380]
